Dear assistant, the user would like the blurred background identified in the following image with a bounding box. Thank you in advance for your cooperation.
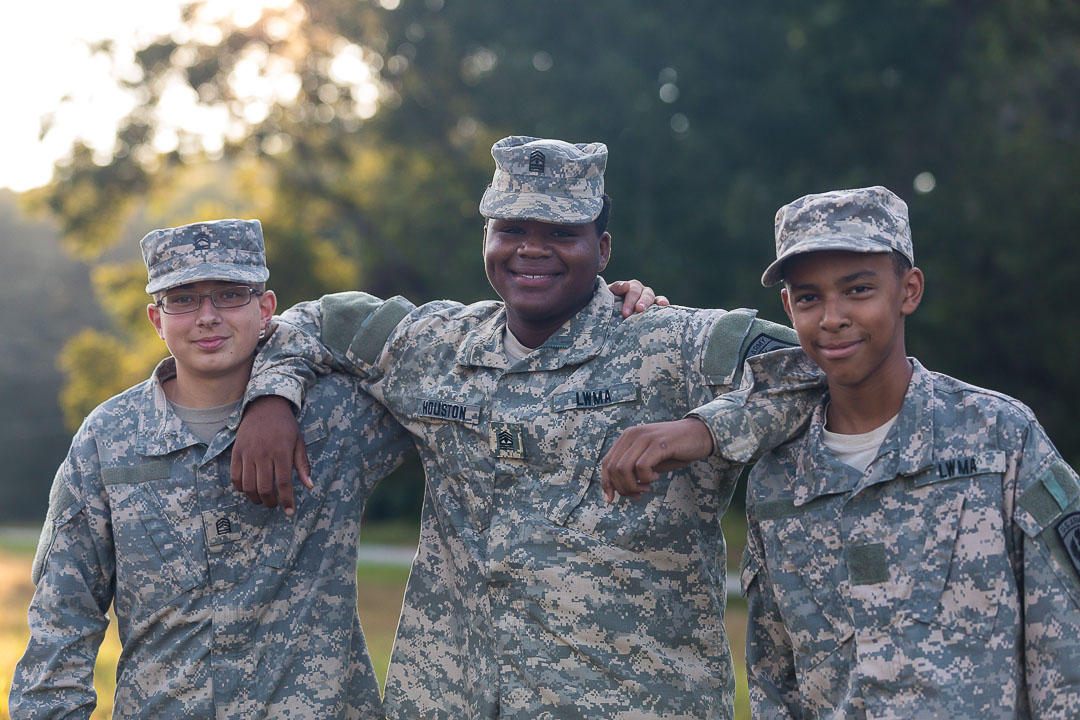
[2,0,1079,717]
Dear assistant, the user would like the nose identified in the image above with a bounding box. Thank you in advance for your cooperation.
[194,294,222,325]
[819,296,850,332]
[517,231,551,258]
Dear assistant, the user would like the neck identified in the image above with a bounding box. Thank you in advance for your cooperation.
[164,363,252,408]
[504,294,595,349]
[504,314,563,349]
[825,350,912,435]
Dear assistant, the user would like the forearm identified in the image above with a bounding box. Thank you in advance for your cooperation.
[689,347,824,464]
[247,293,399,410]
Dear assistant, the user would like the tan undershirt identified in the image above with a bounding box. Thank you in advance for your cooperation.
[503,327,534,364]
[168,398,239,445]
[822,411,899,474]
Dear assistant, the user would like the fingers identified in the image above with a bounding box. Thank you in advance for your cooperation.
[257,454,279,509]
[600,426,660,502]
[243,456,262,506]
[295,437,313,490]
[631,286,656,317]
[618,279,645,317]
[607,280,666,317]
[275,456,294,516]
[230,445,244,495]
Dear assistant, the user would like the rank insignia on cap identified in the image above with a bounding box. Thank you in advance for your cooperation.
[489,422,525,459]
[529,149,545,174]
[193,230,211,250]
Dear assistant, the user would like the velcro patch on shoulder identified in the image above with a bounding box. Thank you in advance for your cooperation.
[351,297,412,366]
[1019,460,1080,531]
[101,461,172,486]
[702,310,798,386]
[321,292,388,356]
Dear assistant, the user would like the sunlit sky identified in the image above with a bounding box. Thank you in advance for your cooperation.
[0,0,315,193]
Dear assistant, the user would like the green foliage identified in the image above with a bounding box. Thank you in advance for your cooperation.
[25,0,1080,523]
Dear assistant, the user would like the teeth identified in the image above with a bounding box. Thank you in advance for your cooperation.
[520,274,552,279]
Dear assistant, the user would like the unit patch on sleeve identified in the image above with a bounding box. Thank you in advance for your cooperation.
[745,332,798,358]
[551,382,638,412]
[1056,513,1080,575]
[415,397,481,425]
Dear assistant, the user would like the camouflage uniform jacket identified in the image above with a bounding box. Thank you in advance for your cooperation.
[741,359,1080,719]
[10,356,409,720]
[256,279,823,720]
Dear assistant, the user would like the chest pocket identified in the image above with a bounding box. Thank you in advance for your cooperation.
[258,418,332,569]
[541,392,673,553]
[403,393,493,532]
[759,497,855,673]
[103,462,207,620]
[902,461,1010,640]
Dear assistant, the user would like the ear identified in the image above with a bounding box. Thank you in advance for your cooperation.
[147,302,165,340]
[899,267,924,316]
[258,290,277,326]
[597,231,611,272]
[481,220,490,259]
[780,287,795,324]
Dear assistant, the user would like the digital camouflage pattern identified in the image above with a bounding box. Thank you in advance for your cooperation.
[742,359,1080,719]
[10,354,410,719]
[142,218,269,294]
[761,186,914,287]
[478,136,607,224]
[253,279,824,719]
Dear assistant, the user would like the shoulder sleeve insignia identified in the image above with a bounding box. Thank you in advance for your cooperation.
[702,309,798,386]
[1057,513,1080,575]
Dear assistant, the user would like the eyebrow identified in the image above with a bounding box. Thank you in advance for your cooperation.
[787,269,878,292]
[837,269,879,283]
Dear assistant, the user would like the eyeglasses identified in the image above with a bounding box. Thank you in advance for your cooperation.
[156,285,263,315]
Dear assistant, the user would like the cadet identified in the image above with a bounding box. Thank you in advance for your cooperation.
[9,220,411,718]
[237,136,822,719]
[739,187,1080,717]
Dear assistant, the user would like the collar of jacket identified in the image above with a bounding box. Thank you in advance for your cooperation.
[136,356,240,458]
[456,277,617,372]
[793,357,936,506]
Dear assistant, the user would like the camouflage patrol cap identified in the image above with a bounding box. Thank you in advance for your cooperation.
[479,135,607,225]
[762,186,914,287]
[141,219,269,294]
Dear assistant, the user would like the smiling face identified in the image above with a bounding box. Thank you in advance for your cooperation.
[483,217,611,347]
[147,279,276,402]
[781,250,923,394]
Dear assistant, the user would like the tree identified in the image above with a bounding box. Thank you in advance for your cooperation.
[31,0,1080,470]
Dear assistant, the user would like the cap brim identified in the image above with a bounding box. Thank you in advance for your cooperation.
[480,190,601,225]
[761,236,896,287]
[146,262,269,294]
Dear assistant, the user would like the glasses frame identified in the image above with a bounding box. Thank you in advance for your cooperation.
[156,285,264,315]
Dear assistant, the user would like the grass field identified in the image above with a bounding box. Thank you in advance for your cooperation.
[1,523,750,719]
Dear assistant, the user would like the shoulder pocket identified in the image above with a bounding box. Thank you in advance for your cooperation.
[1018,460,1080,606]
[31,483,84,585]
